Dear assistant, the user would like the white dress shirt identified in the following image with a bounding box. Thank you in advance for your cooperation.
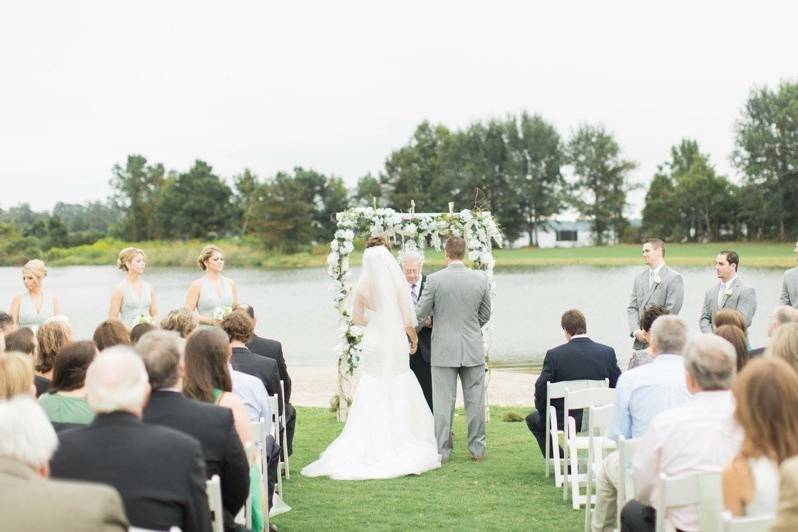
[649,263,665,289]
[717,275,738,307]
[228,364,272,422]
[608,354,691,440]
[632,390,742,531]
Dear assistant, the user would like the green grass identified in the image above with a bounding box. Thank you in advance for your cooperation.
[37,239,796,269]
[271,406,584,531]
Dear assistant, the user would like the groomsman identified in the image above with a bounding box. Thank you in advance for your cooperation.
[627,238,684,349]
[699,250,757,332]
[780,239,798,308]
[400,247,433,411]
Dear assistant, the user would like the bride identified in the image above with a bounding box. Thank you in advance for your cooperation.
[301,237,441,480]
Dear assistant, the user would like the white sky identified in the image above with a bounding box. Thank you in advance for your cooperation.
[1,1,796,216]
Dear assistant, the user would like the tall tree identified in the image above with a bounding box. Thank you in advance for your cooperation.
[249,173,314,251]
[109,154,164,241]
[641,171,679,240]
[505,113,566,246]
[733,81,798,239]
[232,169,260,237]
[566,125,637,245]
[155,160,233,239]
[353,173,383,207]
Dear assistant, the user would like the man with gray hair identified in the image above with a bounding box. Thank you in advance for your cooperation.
[622,334,742,531]
[591,315,692,532]
[0,396,128,531]
[50,346,212,532]
[749,305,798,357]
[400,244,433,410]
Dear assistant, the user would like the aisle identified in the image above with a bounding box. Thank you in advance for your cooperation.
[271,406,583,531]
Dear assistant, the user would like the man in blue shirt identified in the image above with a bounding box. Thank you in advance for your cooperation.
[591,315,692,532]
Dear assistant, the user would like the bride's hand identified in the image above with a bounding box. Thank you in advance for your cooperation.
[409,340,418,355]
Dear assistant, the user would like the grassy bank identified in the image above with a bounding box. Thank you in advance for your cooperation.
[32,239,797,269]
[272,406,581,531]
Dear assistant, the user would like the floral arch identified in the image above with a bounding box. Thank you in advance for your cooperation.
[327,206,503,421]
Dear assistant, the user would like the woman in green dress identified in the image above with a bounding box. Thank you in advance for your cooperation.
[38,340,97,425]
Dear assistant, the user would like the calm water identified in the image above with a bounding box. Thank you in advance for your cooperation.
[0,265,785,367]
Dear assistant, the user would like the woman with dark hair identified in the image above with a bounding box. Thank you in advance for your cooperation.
[714,325,750,371]
[183,328,251,446]
[723,358,798,517]
[4,327,47,397]
[129,322,157,345]
[38,340,97,424]
[92,319,131,351]
[714,308,749,337]
[627,305,669,369]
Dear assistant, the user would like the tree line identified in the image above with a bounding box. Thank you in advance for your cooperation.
[1,80,796,262]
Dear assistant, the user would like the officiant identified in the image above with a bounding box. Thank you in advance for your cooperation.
[400,246,433,411]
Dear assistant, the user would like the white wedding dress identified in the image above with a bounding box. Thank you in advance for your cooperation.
[301,246,441,480]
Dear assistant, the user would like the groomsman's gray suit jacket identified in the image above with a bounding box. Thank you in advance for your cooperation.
[626,265,684,347]
[415,262,491,367]
[699,277,757,333]
[780,267,798,308]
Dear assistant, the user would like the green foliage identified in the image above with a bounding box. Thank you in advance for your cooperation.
[273,406,584,531]
[353,173,383,207]
[109,154,164,241]
[733,81,798,239]
[567,125,637,245]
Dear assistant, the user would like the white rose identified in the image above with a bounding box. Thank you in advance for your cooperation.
[468,250,480,261]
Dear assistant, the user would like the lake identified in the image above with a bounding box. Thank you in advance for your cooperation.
[0,264,786,368]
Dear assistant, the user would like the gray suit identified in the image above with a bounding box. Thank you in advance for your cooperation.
[780,267,798,308]
[699,277,757,332]
[416,262,491,460]
[626,265,684,349]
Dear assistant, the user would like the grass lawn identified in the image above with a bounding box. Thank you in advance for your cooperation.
[271,406,584,531]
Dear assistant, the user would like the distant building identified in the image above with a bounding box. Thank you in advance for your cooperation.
[510,220,616,248]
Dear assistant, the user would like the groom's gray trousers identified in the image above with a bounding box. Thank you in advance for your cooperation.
[432,364,486,459]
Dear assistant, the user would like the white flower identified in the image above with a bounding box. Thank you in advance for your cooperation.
[340,241,354,255]
[343,229,354,240]
[459,209,473,223]
[468,250,480,261]
[326,252,339,266]
[212,306,232,321]
[349,325,365,337]
[131,314,153,327]
[724,288,734,297]
[653,274,662,285]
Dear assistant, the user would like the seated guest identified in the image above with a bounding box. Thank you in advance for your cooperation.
[0,311,16,334]
[138,330,256,531]
[38,341,96,425]
[723,358,798,517]
[221,311,277,422]
[0,351,35,398]
[628,305,668,370]
[591,315,692,532]
[161,307,199,339]
[35,316,72,391]
[50,347,212,532]
[622,334,742,532]
[183,328,255,445]
[765,322,798,372]
[130,321,157,345]
[92,319,131,351]
[714,325,750,371]
[713,308,748,337]
[526,309,621,459]
[772,456,798,532]
[4,327,47,396]
[238,303,296,456]
[0,396,128,531]
[750,305,798,357]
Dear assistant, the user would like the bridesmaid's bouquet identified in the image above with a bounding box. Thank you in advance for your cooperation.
[132,314,154,327]
[212,306,233,321]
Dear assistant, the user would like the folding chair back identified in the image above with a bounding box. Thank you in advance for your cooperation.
[722,512,774,532]
[655,471,722,532]
[616,436,641,527]
[206,475,224,532]
[268,394,284,497]
[583,403,616,530]
[280,379,290,479]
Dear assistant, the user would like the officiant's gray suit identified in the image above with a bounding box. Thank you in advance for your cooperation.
[626,265,684,349]
[780,267,798,308]
[416,261,491,460]
[699,277,757,332]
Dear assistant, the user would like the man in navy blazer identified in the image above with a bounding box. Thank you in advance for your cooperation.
[526,309,621,458]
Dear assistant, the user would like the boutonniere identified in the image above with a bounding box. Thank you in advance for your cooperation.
[723,288,734,297]
[653,274,662,285]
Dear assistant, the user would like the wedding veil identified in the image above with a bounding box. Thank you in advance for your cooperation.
[355,245,418,331]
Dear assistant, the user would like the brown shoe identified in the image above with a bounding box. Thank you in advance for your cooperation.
[471,454,486,462]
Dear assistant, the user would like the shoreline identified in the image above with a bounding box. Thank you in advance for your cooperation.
[289,366,537,408]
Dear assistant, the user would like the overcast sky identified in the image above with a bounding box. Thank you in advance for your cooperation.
[1,1,796,216]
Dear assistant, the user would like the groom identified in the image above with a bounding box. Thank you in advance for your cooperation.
[416,236,492,462]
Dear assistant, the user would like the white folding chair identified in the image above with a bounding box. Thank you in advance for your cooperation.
[268,394,284,497]
[584,403,616,530]
[562,386,615,507]
[545,378,609,487]
[206,474,224,532]
[280,379,290,479]
[655,471,722,532]
[234,442,254,529]
[616,436,641,530]
[722,511,774,532]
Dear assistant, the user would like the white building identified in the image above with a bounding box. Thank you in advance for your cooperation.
[510,220,608,248]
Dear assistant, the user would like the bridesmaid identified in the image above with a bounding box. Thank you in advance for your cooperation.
[185,245,239,326]
[109,247,158,328]
[10,259,60,330]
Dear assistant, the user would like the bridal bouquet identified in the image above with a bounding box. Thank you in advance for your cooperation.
[213,306,233,321]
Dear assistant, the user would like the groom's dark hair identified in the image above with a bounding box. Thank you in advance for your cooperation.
[444,237,465,260]
[561,309,587,336]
